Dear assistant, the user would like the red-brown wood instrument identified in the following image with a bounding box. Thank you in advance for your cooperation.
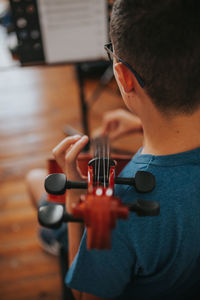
[38,137,159,249]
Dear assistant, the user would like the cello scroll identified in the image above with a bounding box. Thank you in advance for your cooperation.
[38,136,159,249]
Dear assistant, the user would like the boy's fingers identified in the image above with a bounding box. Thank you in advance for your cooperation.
[65,136,89,166]
[52,135,81,157]
[52,135,82,170]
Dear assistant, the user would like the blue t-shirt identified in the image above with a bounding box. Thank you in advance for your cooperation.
[66,148,200,299]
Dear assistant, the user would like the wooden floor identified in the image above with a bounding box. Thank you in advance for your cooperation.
[0,27,142,300]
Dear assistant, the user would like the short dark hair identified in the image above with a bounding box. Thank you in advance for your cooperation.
[110,0,200,115]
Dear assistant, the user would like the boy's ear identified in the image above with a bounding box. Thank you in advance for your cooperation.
[114,62,135,93]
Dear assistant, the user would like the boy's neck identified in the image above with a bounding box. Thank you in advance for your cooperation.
[141,107,200,156]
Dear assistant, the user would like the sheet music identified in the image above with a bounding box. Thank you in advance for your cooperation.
[37,0,108,63]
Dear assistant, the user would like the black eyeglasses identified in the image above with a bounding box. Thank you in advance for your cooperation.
[104,42,145,88]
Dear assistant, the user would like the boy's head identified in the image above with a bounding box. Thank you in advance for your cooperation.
[110,0,200,115]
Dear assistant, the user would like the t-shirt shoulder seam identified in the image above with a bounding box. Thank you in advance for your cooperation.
[131,160,199,167]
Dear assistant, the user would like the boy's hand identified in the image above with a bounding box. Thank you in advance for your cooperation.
[52,135,89,210]
[52,134,88,181]
[95,109,143,140]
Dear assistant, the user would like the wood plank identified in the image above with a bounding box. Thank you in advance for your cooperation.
[1,192,33,210]
[0,249,60,285]
[0,236,47,257]
[0,220,37,244]
[0,207,36,228]
[0,153,49,182]
[0,273,61,300]
[0,131,65,159]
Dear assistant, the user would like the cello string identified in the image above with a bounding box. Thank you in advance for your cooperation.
[103,137,106,188]
[107,137,110,185]
[94,138,97,183]
[97,137,100,186]
[93,136,110,187]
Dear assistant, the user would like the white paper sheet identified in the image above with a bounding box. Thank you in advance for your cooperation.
[37,0,108,63]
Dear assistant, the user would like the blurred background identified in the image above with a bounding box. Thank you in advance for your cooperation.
[0,0,142,299]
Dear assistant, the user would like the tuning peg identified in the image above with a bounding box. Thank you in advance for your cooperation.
[38,204,83,229]
[44,173,88,195]
[38,204,64,228]
[115,171,155,193]
[128,199,160,216]
[134,171,155,193]
[45,173,67,195]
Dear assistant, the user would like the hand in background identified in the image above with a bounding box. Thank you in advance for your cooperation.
[99,109,143,140]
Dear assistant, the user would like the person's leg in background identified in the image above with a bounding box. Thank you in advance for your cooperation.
[26,168,47,209]
[26,169,74,300]
[26,168,66,255]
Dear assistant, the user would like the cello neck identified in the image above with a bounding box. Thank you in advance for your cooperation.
[90,136,114,187]
[92,135,110,159]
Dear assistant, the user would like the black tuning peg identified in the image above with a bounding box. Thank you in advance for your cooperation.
[128,199,160,216]
[38,204,83,229]
[45,173,67,195]
[115,171,155,193]
[45,171,155,196]
[135,171,156,193]
[44,173,88,195]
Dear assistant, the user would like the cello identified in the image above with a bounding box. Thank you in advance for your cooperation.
[38,136,159,249]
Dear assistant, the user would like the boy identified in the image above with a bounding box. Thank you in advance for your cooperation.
[38,1,200,299]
